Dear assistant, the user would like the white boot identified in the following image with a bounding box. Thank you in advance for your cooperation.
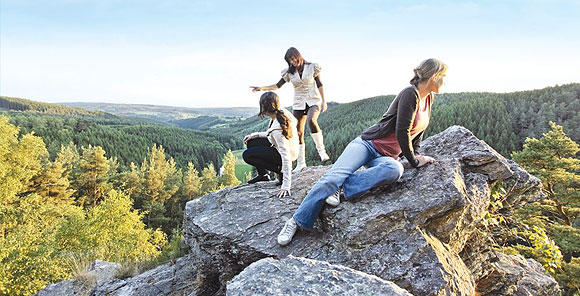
[311,132,330,162]
[293,144,306,172]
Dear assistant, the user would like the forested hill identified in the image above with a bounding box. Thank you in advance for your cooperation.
[60,101,258,123]
[217,83,580,162]
[1,96,111,117]
[1,96,241,171]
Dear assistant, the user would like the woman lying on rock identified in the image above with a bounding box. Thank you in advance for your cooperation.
[277,58,448,246]
[243,92,299,198]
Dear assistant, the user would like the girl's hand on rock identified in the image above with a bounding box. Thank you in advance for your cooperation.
[277,189,290,198]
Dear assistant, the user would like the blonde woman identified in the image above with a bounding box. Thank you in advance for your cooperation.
[277,58,448,246]
[251,47,329,172]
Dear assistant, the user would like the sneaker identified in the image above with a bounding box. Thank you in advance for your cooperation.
[325,190,341,207]
[247,174,270,184]
[277,218,298,246]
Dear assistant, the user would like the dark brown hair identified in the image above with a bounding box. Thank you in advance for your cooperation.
[284,47,307,74]
[259,92,293,139]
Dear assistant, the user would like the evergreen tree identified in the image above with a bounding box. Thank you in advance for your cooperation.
[182,162,201,200]
[75,145,111,207]
[29,160,74,205]
[128,144,182,232]
[55,142,80,179]
[219,150,241,188]
[508,122,580,294]
[512,121,580,226]
[200,163,219,195]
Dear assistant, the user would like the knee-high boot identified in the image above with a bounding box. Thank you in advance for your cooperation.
[311,131,330,162]
[293,144,307,172]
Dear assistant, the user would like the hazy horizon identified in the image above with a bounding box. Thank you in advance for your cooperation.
[1,0,579,108]
[48,81,577,109]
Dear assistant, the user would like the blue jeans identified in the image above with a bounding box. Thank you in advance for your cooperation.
[293,136,404,230]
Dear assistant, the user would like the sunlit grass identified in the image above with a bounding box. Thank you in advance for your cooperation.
[232,149,253,183]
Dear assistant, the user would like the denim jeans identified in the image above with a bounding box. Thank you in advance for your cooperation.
[293,136,404,230]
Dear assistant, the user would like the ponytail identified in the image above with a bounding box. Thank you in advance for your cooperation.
[259,92,292,139]
[275,109,293,139]
[410,58,447,87]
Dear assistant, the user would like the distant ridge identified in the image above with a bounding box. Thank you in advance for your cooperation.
[0,96,112,117]
[59,102,259,122]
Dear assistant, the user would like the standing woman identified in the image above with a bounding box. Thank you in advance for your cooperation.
[277,58,448,246]
[251,47,329,172]
[242,92,299,198]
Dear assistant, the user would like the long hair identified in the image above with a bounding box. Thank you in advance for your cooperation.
[259,92,293,139]
[284,47,307,75]
[410,58,448,87]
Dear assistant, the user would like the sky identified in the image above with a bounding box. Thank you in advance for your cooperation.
[1,0,579,108]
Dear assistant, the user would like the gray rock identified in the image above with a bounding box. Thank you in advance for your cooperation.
[420,125,513,181]
[226,256,413,296]
[38,126,558,296]
[475,253,560,296]
[92,254,206,296]
[36,260,120,296]
[182,126,541,295]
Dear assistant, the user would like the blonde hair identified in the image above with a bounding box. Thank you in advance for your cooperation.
[410,58,448,86]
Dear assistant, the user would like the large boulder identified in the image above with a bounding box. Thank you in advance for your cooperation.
[475,253,560,296]
[92,254,206,296]
[36,126,558,296]
[226,256,412,296]
[182,126,553,295]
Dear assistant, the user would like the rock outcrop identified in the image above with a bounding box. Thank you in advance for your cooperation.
[227,256,412,296]
[36,260,120,296]
[36,126,559,296]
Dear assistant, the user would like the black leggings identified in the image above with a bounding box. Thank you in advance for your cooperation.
[293,104,321,144]
[242,138,282,175]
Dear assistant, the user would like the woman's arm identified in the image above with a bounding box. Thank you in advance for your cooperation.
[250,79,286,92]
[395,93,434,168]
[395,91,420,167]
[250,84,278,92]
[243,131,268,143]
[271,130,292,195]
[314,69,327,112]
[318,85,327,112]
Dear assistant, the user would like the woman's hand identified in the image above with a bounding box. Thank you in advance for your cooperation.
[416,155,435,167]
[250,86,261,92]
[277,189,290,198]
[243,134,254,143]
[321,101,328,112]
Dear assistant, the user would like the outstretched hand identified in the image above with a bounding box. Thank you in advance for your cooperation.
[250,86,261,92]
[277,189,290,198]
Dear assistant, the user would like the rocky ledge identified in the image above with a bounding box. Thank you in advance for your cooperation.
[37,126,560,296]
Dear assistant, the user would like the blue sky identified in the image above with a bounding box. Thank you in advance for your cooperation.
[1,0,579,108]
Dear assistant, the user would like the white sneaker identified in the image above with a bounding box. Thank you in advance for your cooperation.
[277,218,298,246]
[325,190,341,207]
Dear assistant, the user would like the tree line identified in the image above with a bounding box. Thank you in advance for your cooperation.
[3,112,241,171]
[217,83,580,166]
